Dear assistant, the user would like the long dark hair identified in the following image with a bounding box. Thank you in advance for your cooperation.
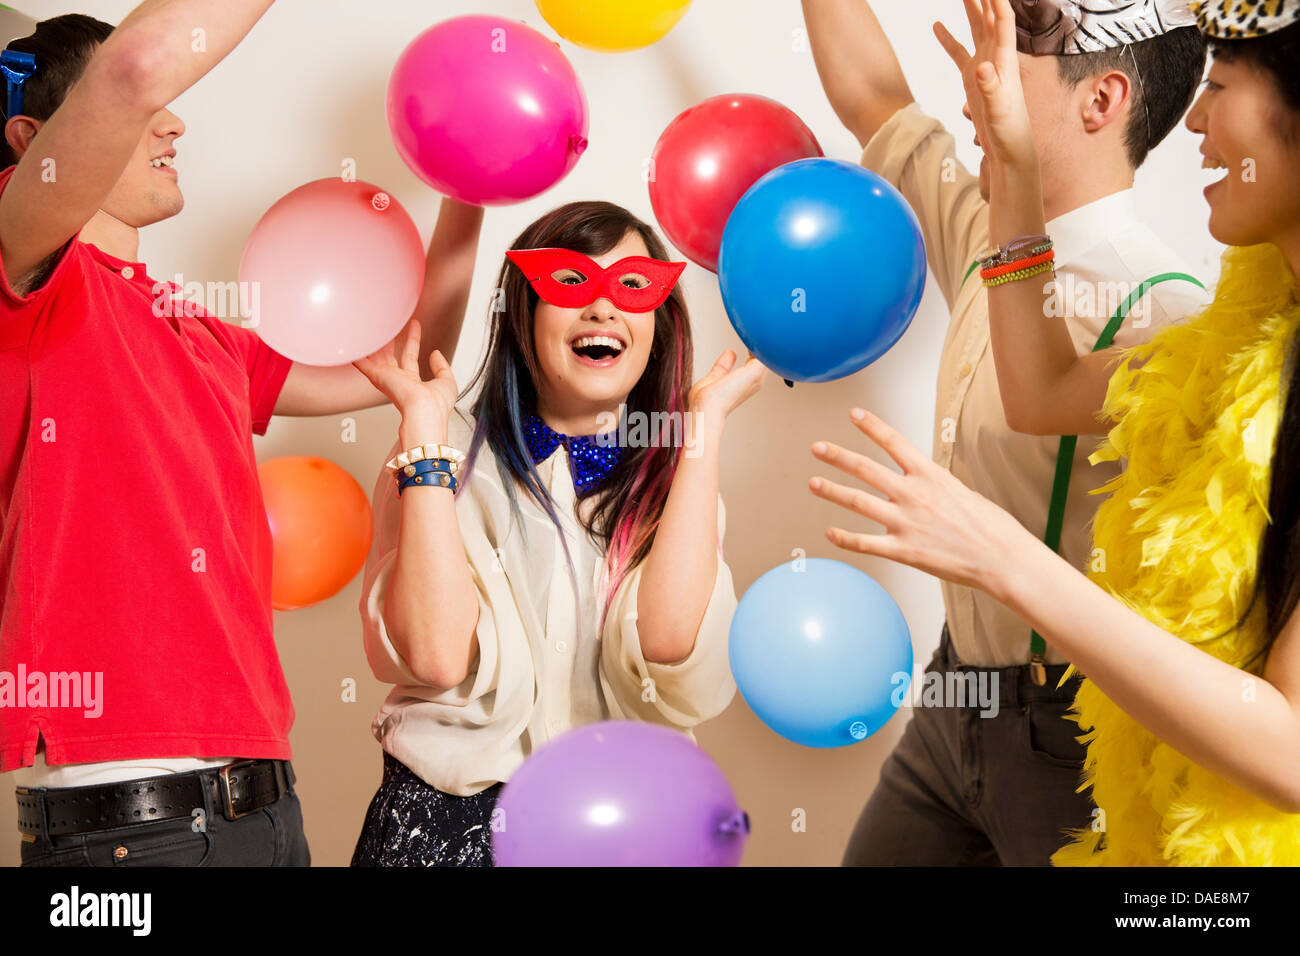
[1213,22,1300,662]
[1,15,114,168]
[456,201,694,630]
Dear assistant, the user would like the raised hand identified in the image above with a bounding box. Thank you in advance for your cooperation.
[353,318,459,424]
[808,407,1032,599]
[688,349,768,433]
[934,0,1037,170]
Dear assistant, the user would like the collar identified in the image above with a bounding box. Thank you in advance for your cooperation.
[84,241,150,281]
[1045,188,1140,268]
[523,412,623,497]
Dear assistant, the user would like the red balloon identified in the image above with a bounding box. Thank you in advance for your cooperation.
[649,94,822,273]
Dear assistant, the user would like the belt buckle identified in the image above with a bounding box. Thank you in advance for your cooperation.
[219,760,263,821]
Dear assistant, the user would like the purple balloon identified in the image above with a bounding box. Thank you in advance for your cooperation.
[492,722,750,866]
[386,15,589,206]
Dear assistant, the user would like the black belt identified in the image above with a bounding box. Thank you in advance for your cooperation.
[15,759,294,838]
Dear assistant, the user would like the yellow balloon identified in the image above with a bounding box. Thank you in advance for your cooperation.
[535,0,693,52]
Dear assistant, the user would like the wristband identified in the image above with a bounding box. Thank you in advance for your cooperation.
[397,460,459,496]
[980,248,1055,281]
[978,234,1053,271]
[386,442,465,474]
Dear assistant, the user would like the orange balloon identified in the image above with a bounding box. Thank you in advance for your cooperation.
[258,456,373,611]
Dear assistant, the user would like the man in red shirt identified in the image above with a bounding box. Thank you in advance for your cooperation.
[0,3,484,866]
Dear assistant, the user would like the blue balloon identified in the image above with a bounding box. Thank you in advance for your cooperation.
[718,158,926,383]
[729,558,912,748]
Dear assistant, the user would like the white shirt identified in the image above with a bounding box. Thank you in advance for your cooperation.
[360,408,738,797]
[862,103,1212,667]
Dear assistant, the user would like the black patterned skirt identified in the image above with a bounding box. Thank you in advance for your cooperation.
[351,751,504,867]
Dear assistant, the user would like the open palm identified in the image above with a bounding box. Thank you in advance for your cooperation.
[353,318,458,421]
[935,0,1036,169]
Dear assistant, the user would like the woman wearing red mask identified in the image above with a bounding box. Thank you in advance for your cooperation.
[349,201,767,866]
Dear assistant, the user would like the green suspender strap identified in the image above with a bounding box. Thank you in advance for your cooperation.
[1025,271,1206,684]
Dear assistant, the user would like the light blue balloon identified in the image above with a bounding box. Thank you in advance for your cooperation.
[729,558,912,748]
[717,158,926,383]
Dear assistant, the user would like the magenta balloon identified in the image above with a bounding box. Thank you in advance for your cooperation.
[238,179,425,367]
[387,15,590,205]
[492,721,750,866]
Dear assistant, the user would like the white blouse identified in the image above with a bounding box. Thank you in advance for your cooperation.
[359,408,738,797]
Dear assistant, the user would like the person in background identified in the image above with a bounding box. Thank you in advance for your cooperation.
[802,0,1209,865]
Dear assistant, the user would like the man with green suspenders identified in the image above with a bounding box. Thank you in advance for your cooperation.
[803,0,1211,864]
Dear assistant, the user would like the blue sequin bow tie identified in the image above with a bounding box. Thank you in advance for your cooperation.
[522,413,623,497]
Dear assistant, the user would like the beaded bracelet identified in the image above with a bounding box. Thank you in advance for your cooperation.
[982,260,1055,288]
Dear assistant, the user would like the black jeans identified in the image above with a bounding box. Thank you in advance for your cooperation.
[843,623,1096,866]
[18,760,310,867]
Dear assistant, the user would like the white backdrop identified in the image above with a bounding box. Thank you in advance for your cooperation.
[4,0,1224,866]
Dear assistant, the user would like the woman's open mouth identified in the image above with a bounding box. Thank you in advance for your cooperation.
[570,334,626,368]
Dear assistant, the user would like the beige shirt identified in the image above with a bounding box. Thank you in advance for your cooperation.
[862,103,1211,667]
[360,408,738,796]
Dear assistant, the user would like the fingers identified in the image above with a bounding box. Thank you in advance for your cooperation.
[810,438,906,500]
[429,347,452,378]
[962,0,985,42]
[400,318,420,372]
[991,0,1017,51]
[823,525,904,562]
[847,408,930,475]
[933,21,972,71]
[808,474,899,528]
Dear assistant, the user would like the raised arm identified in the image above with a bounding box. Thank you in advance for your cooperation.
[935,0,1118,436]
[353,321,480,691]
[801,0,915,148]
[634,350,766,663]
[273,197,485,417]
[0,0,276,287]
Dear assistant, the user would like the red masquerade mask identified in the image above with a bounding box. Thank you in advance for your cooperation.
[506,248,686,313]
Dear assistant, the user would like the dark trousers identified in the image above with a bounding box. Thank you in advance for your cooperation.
[843,624,1096,866]
[18,760,310,867]
[352,751,502,867]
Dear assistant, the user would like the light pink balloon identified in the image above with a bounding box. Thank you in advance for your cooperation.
[387,15,589,206]
[238,179,425,367]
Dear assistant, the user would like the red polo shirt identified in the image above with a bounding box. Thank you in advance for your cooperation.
[0,165,295,771]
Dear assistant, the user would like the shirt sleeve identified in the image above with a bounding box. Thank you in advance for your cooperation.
[0,167,82,350]
[598,494,738,728]
[861,103,990,308]
[202,319,293,436]
[357,424,536,783]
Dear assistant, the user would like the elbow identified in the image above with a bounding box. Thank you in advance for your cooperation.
[409,661,469,693]
[1003,404,1049,436]
[1267,775,1300,816]
[91,31,176,114]
[405,618,479,691]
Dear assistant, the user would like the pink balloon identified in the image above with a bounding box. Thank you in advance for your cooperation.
[238,179,425,367]
[387,15,589,206]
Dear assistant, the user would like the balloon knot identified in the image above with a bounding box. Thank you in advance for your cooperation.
[569,134,589,156]
[717,810,751,837]
[371,192,391,212]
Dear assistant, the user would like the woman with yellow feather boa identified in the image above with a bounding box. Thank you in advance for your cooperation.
[809,0,1300,866]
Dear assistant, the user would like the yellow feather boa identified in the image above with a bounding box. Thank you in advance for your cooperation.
[1050,244,1300,866]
